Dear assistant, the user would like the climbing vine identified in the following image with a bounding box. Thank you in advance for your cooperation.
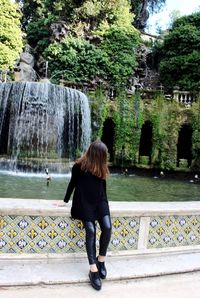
[88,85,109,141]
[89,88,200,171]
[161,102,182,170]
[150,96,182,170]
[113,89,143,164]
[149,95,166,167]
[192,97,200,169]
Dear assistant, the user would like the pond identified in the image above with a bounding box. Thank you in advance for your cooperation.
[0,171,199,201]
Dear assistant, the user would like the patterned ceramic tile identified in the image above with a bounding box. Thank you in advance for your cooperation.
[0,215,140,253]
[148,215,200,248]
[109,217,140,251]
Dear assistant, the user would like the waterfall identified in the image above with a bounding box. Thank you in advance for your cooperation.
[0,83,12,146]
[0,82,91,173]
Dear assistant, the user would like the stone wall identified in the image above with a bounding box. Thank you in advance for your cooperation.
[0,199,200,254]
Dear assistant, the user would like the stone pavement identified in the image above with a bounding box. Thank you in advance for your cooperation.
[1,271,200,298]
[0,251,200,297]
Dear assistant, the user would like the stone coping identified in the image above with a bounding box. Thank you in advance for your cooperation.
[1,198,200,217]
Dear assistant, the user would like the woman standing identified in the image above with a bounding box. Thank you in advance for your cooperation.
[63,140,112,290]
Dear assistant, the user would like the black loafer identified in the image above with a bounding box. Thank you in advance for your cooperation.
[96,258,107,279]
[89,271,102,290]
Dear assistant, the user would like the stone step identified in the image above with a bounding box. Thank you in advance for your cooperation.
[0,251,200,287]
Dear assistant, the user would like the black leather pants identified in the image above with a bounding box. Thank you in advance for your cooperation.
[82,215,112,265]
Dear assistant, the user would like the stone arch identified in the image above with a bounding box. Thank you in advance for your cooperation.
[177,124,193,167]
[139,121,152,164]
[101,118,115,161]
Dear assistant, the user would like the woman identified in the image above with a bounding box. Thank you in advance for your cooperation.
[63,140,112,291]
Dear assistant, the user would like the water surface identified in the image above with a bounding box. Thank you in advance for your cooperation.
[0,172,199,201]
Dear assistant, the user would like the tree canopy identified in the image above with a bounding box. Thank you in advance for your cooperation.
[45,25,140,85]
[19,0,140,85]
[0,0,23,70]
[157,12,200,91]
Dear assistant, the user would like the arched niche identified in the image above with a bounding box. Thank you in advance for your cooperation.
[139,121,152,164]
[101,118,115,161]
[177,124,193,167]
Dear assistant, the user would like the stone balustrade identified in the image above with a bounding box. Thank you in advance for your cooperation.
[0,199,200,255]
[173,90,196,105]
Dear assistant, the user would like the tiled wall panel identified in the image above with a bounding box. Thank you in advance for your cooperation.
[0,215,140,253]
[148,215,200,248]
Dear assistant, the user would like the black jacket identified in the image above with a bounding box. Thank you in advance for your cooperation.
[64,163,110,221]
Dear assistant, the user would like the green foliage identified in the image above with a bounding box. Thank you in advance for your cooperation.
[87,91,200,171]
[16,0,83,27]
[16,0,45,26]
[148,96,182,170]
[192,98,200,169]
[26,15,56,53]
[158,12,200,91]
[99,26,140,85]
[19,0,135,38]
[0,0,23,70]
[161,103,181,170]
[44,24,140,85]
[17,0,86,54]
[113,90,143,163]
[88,86,109,141]
[149,96,166,166]
[44,36,107,83]
[73,0,134,30]
[18,0,140,85]
[172,12,200,29]
[96,103,109,139]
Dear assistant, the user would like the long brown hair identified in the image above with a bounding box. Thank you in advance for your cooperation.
[76,140,109,179]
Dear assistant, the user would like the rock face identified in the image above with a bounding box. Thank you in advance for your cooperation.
[134,45,160,90]
[15,45,37,82]
[50,21,69,42]
[134,8,149,31]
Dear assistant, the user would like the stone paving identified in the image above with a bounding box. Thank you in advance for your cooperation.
[0,271,200,298]
[1,251,200,287]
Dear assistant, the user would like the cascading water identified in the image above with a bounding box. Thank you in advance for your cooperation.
[0,82,91,173]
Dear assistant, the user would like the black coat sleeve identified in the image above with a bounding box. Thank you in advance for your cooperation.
[64,164,79,203]
[103,179,107,199]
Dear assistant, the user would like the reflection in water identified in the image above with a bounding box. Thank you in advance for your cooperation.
[0,173,199,202]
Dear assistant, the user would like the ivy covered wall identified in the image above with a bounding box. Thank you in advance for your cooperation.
[89,88,200,171]
[192,100,200,170]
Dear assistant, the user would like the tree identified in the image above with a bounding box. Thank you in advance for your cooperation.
[158,12,200,91]
[44,36,107,83]
[0,0,23,70]
[130,0,166,30]
[25,0,140,85]
[16,0,85,29]
[44,25,140,85]
[99,25,140,85]
[20,0,136,55]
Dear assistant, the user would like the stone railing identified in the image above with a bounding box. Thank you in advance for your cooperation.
[0,199,200,255]
[173,90,196,105]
